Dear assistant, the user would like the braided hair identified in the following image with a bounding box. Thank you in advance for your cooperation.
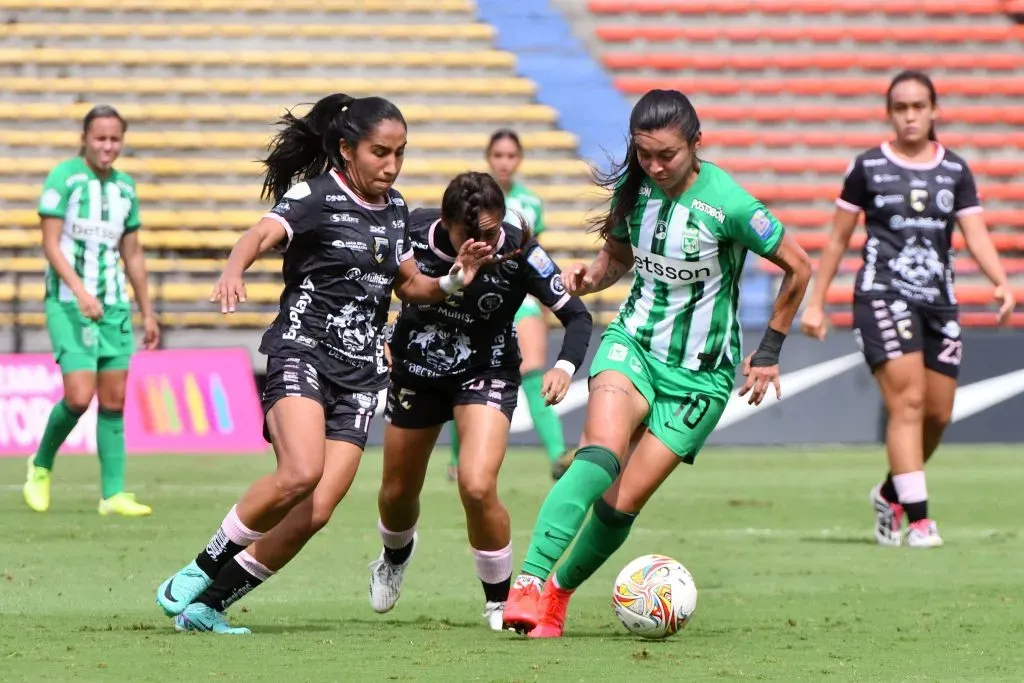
[440,171,532,254]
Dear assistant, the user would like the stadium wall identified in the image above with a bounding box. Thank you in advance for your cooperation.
[4,330,1024,456]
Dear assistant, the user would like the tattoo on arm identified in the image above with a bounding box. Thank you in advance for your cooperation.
[593,258,629,292]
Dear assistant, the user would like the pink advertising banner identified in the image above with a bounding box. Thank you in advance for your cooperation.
[0,348,267,456]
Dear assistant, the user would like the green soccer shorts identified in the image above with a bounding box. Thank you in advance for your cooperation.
[45,300,135,374]
[588,324,734,463]
[513,295,543,325]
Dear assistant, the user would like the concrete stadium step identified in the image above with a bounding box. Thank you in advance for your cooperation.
[0,76,539,105]
[0,0,477,17]
[0,156,593,184]
[0,24,496,50]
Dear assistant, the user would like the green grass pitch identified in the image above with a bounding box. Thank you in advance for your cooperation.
[2,445,1022,682]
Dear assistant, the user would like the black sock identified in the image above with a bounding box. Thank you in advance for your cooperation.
[194,527,247,579]
[880,474,898,504]
[904,500,928,524]
[197,558,264,612]
[384,540,414,566]
[482,576,511,604]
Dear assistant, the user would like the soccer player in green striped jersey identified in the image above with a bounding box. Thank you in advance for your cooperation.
[503,89,812,637]
[22,105,159,517]
[446,129,575,482]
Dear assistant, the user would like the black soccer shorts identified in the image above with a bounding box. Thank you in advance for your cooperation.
[852,297,962,379]
[384,369,520,429]
[261,355,379,447]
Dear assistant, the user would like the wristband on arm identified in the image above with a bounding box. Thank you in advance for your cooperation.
[750,327,786,367]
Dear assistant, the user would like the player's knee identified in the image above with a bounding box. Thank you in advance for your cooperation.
[308,500,336,535]
[274,462,323,504]
[924,410,950,434]
[64,387,96,414]
[457,470,497,509]
[892,385,926,421]
[379,473,420,510]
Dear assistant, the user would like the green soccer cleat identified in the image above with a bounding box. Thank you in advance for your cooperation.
[98,492,152,517]
[23,458,51,512]
[157,561,214,617]
[174,603,250,635]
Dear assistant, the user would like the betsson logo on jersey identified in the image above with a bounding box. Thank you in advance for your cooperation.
[633,252,721,284]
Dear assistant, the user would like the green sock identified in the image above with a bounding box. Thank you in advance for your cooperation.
[522,370,565,464]
[520,445,620,580]
[96,409,126,499]
[33,400,84,470]
[555,497,637,590]
[448,423,460,469]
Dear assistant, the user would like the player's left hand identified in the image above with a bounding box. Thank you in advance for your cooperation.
[994,284,1015,326]
[737,352,781,406]
[454,238,494,288]
[541,367,571,406]
[142,314,161,350]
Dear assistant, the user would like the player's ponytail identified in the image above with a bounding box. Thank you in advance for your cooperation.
[441,171,532,252]
[886,70,939,142]
[590,89,701,241]
[261,93,406,202]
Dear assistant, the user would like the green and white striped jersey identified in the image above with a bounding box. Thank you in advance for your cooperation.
[37,156,140,306]
[505,182,545,236]
[610,161,784,371]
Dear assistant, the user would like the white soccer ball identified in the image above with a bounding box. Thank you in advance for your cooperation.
[612,554,698,639]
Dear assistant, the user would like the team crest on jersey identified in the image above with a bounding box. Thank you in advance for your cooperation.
[748,210,773,240]
[682,224,700,255]
[910,189,929,213]
[527,246,555,277]
[372,236,390,264]
[936,189,954,214]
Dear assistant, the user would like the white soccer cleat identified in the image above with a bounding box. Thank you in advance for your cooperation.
[870,483,904,547]
[368,532,418,613]
[905,519,944,548]
[483,601,506,631]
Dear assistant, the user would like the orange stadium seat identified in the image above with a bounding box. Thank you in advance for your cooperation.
[586,0,1001,16]
[594,24,1024,44]
[791,232,1024,253]
[614,77,1024,98]
[827,311,1024,328]
[603,52,1024,73]
[758,257,1024,276]
[824,285,1024,307]
[696,129,1024,151]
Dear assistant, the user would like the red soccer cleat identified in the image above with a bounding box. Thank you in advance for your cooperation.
[502,574,543,634]
[527,578,575,639]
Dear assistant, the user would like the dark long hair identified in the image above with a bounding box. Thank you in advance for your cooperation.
[440,171,531,253]
[589,89,701,241]
[886,70,938,142]
[260,93,406,203]
[79,104,127,156]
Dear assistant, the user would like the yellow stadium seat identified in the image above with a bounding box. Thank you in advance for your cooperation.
[0,129,576,152]
[0,102,558,125]
[0,256,280,275]
[0,0,473,12]
[0,76,536,97]
[160,281,281,303]
[0,23,493,40]
[0,48,516,69]
[0,157,591,180]
[0,181,598,205]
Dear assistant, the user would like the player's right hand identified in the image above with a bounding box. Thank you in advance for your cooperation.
[211,270,247,313]
[76,291,103,320]
[564,263,594,295]
[799,305,828,341]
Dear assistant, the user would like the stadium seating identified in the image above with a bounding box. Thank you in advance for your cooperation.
[583,0,1024,326]
[0,0,602,340]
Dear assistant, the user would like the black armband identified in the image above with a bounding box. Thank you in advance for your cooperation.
[750,327,786,367]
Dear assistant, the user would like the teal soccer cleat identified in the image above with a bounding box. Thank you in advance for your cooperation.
[174,603,251,635]
[156,561,213,617]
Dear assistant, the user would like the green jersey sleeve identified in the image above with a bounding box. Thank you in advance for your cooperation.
[37,163,71,219]
[121,175,141,232]
[725,193,784,258]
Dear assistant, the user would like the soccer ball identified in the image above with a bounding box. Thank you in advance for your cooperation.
[612,554,697,639]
